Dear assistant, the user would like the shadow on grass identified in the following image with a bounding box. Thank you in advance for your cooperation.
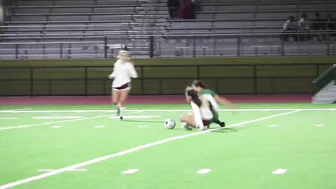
[210,127,239,133]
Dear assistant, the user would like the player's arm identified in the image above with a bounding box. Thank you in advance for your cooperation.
[214,95,236,109]
[191,102,205,131]
[128,64,138,78]
[108,69,115,79]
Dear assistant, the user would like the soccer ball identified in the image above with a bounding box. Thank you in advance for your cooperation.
[165,119,176,129]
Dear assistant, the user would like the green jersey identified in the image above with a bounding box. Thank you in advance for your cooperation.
[199,89,217,97]
[199,89,219,122]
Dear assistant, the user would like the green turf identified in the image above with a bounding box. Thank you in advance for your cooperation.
[0,104,335,189]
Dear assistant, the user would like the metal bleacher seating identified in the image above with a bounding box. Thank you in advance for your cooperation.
[1,0,336,59]
[161,0,336,57]
[0,0,168,59]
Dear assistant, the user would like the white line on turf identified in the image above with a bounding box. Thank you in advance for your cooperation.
[121,169,139,174]
[0,110,301,189]
[37,169,87,172]
[196,169,212,174]
[138,125,148,128]
[110,115,159,119]
[270,124,278,127]
[51,126,62,129]
[272,169,287,175]
[0,108,32,113]
[95,125,104,129]
[32,116,83,119]
[0,111,143,131]
[315,124,324,127]
[0,108,334,113]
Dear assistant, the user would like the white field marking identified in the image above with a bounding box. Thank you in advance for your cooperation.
[0,110,301,189]
[32,116,83,119]
[0,111,144,131]
[1,108,335,114]
[272,169,287,175]
[270,124,278,127]
[51,126,62,129]
[121,169,139,175]
[109,115,159,119]
[196,169,212,174]
[0,118,18,120]
[315,124,324,127]
[0,108,32,113]
[95,125,105,129]
[138,125,148,128]
[37,169,87,172]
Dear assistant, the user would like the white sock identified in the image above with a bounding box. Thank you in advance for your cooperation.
[119,107,125,117]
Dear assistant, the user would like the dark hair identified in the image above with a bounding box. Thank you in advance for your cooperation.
[186,89,202,107]
[192,80,208,89]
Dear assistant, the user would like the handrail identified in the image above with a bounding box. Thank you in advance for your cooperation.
[8,13,162,16]
[196,9,336,14]
[9,0,336,9]
[1,31,336,39]
[313,64,336,84]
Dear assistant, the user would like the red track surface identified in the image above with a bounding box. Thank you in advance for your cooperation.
[0,95,311,105]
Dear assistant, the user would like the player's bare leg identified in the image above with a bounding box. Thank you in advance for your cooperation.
[112,90,121,115]
[180,114,196,130]
[118,89,130,120]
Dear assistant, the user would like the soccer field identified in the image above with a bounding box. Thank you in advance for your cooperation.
[0,104,335,189]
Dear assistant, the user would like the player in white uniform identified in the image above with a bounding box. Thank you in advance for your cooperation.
[108,50,138,120]
[180,89,213,131]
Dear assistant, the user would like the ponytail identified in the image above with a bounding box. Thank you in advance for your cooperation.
[186,89,202,107]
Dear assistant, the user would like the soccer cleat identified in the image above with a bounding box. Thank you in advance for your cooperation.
[181,124,192,131]
[220,121,226,127]
[120,116,123,120]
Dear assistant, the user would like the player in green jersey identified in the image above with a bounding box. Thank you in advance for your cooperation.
[191,80,235,127]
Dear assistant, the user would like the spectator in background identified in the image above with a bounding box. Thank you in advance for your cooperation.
[167,0,180,19]
[281,16,297,41]
[298,13,311,41]
[178,0,195,19]
[312,13,324,41]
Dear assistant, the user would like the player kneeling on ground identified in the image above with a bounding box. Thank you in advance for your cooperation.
[191,80,236,127]
[180,89,213,131]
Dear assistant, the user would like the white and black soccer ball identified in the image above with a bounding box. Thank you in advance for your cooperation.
[165,119,176,129]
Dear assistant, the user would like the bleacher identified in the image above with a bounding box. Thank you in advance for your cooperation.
[161,0,336,57]
[1,0,336,59]
[0,0,168,59]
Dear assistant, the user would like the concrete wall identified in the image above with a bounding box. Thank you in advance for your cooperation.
[0,57,335,96]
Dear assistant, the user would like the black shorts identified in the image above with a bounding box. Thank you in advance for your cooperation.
[113,83,130,91]
[202,120,211,126]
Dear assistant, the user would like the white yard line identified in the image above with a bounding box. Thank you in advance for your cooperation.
[0,111,143,131]
[0,110,301,189]
[0,108,32,113]
[0,108,334,113]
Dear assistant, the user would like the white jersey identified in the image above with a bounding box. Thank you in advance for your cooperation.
[201,94,219,112]
[109,60,138,87]
[191,100,213,130]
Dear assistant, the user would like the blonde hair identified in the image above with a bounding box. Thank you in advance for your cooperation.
[117,50,131,62]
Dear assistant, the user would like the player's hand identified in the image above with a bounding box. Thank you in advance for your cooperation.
[108,74,113,79]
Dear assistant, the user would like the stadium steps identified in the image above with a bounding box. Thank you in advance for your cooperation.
[312,82,336,104]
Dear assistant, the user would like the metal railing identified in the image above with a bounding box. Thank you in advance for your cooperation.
[0,31,335,59]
